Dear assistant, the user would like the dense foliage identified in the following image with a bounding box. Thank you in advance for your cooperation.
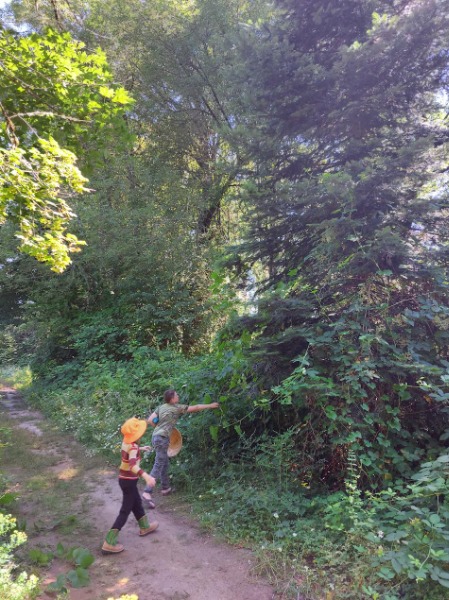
[2,0,449,598]
[0,431,39,600]
[0,28,132,270]
[227,0,449,488]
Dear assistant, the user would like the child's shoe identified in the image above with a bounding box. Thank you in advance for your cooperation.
[102,529,125,554]
[138,515,159,536]
[142,491,156,509]
[161,487,172,496]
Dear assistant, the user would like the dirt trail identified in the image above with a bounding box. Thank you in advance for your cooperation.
[1,384,275,600]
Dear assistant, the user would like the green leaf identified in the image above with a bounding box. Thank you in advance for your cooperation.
[324,406,337,420]
[66,567,90,588]
[28,548,53,566]
[378,566,395,580]
[391,557,403,574]
[99,85,115,99]
[234,424,243,436]
[46,574,67,593]
[435,569,449,580]
[0,492,17,506]
[112,87,133,105]
[209,425,218,442]
[55,542,66,558]
[72,547,95,568]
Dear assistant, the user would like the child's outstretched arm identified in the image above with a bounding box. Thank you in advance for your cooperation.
[187,402,219,413]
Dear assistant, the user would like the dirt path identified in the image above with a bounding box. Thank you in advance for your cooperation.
[1,384,275,600]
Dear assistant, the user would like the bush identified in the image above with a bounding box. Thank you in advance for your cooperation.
[324,451,449,598]
[0,513,39,600]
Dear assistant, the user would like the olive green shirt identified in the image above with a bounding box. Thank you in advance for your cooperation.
[153,403,188,438]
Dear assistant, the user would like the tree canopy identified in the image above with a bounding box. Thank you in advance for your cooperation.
[0,28,132,271]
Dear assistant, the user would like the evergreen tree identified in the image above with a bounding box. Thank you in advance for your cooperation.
[231,0,449,485]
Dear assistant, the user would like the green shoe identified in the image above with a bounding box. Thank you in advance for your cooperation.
[102,529,124,554]
[138,515,159,537]
[138,515,149,529]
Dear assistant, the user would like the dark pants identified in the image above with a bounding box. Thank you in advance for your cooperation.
[112,478,145,531]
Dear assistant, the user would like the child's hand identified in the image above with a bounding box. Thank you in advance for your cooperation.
[141,445,152,452]
[211,402,220,409]
[143,473,156,488]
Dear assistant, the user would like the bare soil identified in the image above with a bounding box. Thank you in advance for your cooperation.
[1,384,275,600]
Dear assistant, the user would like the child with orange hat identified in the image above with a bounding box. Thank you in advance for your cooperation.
[102,417,159,554]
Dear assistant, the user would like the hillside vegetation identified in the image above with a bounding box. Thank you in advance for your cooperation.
[2,1,449,598]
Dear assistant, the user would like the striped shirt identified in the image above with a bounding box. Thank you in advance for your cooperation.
[119,441,144,480]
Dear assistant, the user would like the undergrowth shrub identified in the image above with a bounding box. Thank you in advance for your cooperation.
[0,513,39,600]
[0,431,39,600]
[25,334,255,465]
[324,451,449,599]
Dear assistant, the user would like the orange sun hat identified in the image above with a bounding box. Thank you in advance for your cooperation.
[121,417,147,444]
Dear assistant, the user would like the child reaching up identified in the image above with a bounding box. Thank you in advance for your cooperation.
[102,417,159,554]
[142,389,219,506]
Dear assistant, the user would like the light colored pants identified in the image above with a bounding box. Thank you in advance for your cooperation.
[145,434,170,491]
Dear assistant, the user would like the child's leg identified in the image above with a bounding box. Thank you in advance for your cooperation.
[150,435,170,486]
[102,478,134,554]
[131,481,146,523]
[131,484,159,535]
[142,481,156,508]
[159,455,170,490]
[111,479,135,530]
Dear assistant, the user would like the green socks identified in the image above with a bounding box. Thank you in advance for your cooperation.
[138,515,149,530]
[104,518,149,544]
[105,528,120,545]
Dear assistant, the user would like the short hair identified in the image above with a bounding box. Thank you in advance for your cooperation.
[164,389,177,403]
